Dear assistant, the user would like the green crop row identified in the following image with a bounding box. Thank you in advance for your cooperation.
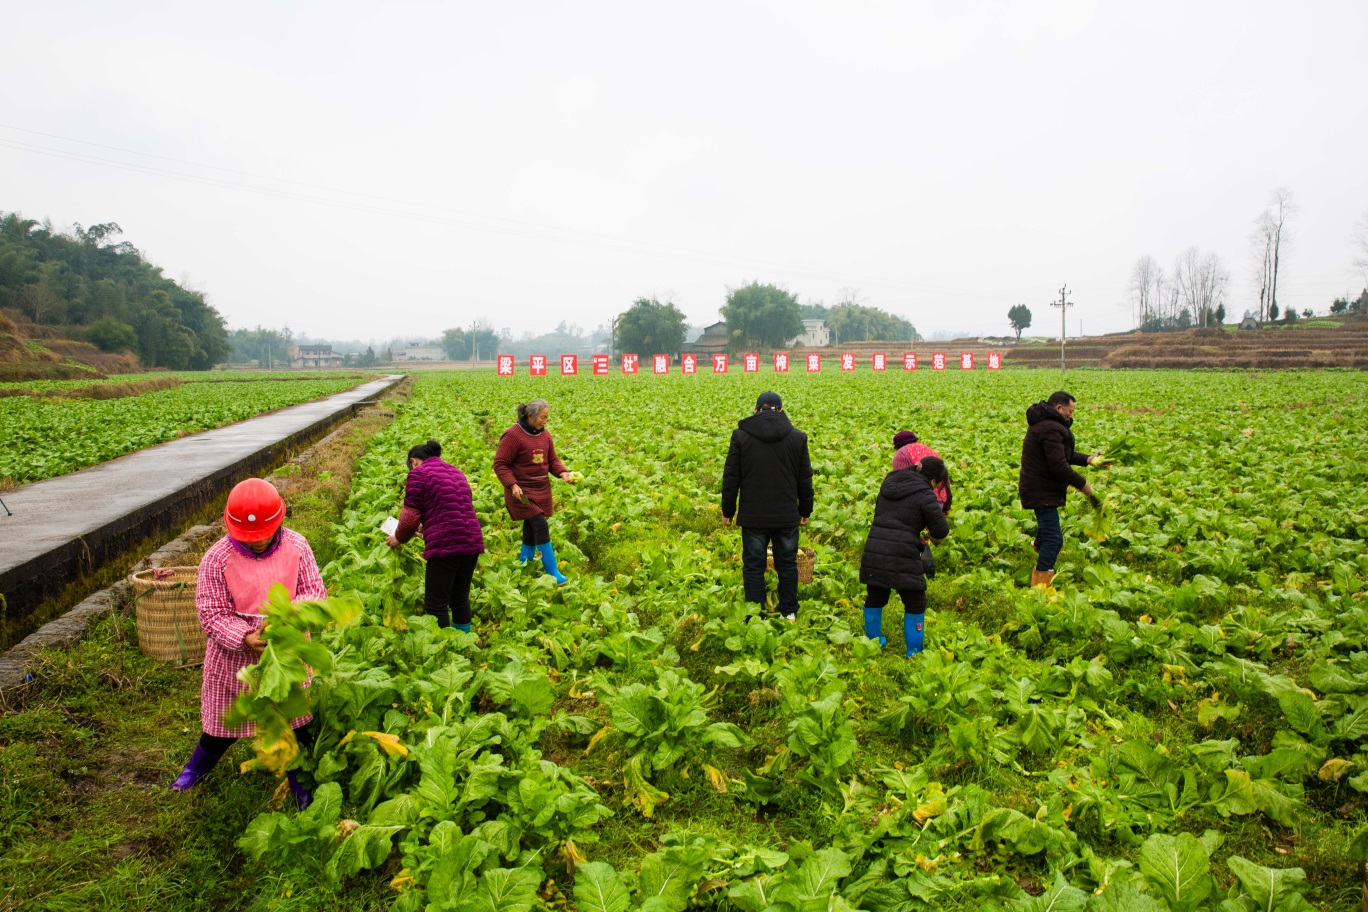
[0,377,368,484]
[234,369,1367,911]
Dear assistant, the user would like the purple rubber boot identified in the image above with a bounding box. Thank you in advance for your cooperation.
[286,770,312,810]
[171,743,219,790]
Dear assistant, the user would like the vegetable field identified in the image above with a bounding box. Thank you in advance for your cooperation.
[209,370,1368,909]
[0,374,370,485]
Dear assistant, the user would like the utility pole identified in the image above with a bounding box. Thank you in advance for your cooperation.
[1050,285,1074,373]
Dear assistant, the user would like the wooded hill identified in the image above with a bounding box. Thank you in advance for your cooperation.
[0,212,230,371]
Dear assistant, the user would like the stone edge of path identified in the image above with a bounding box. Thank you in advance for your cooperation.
[0,522,221,698]
[0,390,402,701]
[0,375,404,621]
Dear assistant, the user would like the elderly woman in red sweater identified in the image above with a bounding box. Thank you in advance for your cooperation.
[386,440,485,632]
[492,398,577,584]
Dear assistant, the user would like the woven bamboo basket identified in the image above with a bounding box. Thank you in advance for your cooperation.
[131,567,204,666]
[767,546,816,584]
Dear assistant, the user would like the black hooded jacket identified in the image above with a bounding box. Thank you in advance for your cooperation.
[1017,401,1090,509]
[721,409,814,528]
[859,468,950,591]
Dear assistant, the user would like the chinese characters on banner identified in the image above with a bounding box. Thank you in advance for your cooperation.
[495,351,1004,376]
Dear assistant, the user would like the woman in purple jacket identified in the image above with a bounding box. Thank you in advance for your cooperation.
[386,440,485,632]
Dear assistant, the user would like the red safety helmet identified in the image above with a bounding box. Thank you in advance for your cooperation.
[224,478,286,543]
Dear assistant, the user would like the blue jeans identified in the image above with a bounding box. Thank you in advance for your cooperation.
[742,526,800,617]
[1034,507,1063,572]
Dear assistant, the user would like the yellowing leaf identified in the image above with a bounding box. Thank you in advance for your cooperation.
[561,838,587,875]
[361,731,409,757]
[704,764,729,793]
[916,854,939,872]
[584,726,610,757]
[913,783,948,823]
[390,868,417,892]
[1320,758,1355,782]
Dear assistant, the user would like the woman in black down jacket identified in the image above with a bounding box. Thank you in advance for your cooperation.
[860,456,951,656]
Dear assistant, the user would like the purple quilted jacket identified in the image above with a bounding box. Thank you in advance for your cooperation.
[400,458,485,559]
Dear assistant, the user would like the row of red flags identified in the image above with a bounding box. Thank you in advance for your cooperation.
[497,351,1004,376]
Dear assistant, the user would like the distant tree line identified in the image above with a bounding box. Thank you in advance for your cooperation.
[0,212,230,369]
[610,283,919,356]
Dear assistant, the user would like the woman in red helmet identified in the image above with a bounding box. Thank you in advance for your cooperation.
[170,478,327,808]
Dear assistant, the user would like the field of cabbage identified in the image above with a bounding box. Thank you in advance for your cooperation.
[247,369,1367,911]
[0,374,370,485]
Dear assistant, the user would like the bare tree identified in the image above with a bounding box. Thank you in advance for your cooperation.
[1174,247,1203,326]
[1127,255,1163,327]
[1172,248,1230,328]
[1252,212,1275,323]
[1354,210,1368,285]
[1255,188,1296,323]
[1199,253,1230,326]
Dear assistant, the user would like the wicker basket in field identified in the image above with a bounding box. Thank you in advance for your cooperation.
[766,546,816,584]
[130,567,204,666]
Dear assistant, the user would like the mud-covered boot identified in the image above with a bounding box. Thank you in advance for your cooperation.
[1030,569,1055,589]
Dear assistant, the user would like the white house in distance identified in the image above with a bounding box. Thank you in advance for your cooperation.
[789,319,832,347]
[287,344,345,369]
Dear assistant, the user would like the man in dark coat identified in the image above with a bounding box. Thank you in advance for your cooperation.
[1018,390,1097,588]
[721,391,814,619]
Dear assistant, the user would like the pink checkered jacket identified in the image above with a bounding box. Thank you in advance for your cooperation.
[196,529,326,738]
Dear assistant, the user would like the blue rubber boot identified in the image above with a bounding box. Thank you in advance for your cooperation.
[540,543,570,585]
[904,613,925,657]
[518,544,535,563]
[453,622,472,634]
[862,606,886,646]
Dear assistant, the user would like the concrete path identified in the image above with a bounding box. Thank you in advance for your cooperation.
[0,375,403,620]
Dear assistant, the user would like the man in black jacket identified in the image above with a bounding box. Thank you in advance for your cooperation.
[721,391,814,619]
[1018,390,1098,588]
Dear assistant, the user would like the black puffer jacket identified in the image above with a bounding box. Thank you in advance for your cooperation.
[859,469,950,591]
[1017,402,1090,509]
[721,410,814,528]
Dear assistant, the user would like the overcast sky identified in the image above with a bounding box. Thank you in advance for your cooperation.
[4,1,1366,343]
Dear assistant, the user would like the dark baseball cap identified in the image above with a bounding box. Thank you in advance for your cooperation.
[756,391,783,409]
